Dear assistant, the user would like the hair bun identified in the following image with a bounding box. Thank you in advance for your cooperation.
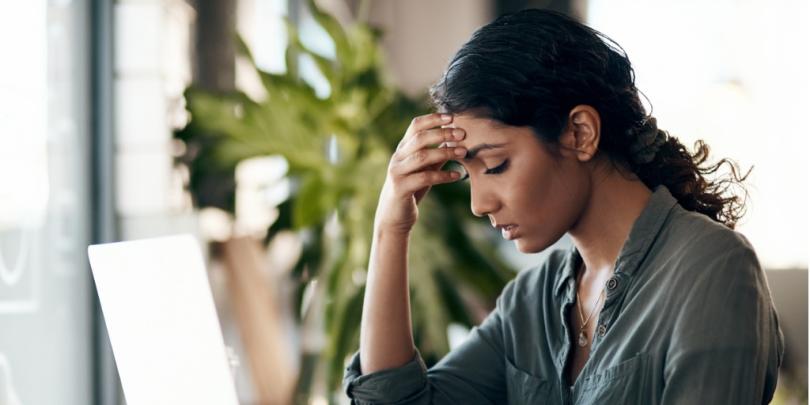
[629,116,667,165]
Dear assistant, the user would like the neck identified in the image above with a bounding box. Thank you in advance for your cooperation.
[569,166,652,279]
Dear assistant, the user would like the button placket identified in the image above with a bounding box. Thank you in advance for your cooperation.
[606,276,619,291]
[597,324,608,337]
[594,274,624,344]
[603,273,627,306]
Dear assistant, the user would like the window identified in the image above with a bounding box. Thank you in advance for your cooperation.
[588,0,809,269]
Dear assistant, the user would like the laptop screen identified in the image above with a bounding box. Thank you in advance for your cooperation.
[88,234,239,405]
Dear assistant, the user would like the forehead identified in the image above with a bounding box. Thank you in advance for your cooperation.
[446,114,506,134]
[445,114,534,153]
[445,115,508,147]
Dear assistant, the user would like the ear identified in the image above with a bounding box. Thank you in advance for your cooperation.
[559,105,601,162]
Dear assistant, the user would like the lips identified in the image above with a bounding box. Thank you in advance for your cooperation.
[497,224,518,240]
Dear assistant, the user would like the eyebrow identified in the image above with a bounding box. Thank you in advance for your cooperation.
[463,143,507,162]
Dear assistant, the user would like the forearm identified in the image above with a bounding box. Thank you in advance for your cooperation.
[359,225,416,374]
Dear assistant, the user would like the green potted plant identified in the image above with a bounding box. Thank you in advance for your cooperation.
[175,0,516,401]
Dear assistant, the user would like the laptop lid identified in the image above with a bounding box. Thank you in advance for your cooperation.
[88,234,239,405]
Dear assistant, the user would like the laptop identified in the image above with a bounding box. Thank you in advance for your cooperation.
[88,234,240,405]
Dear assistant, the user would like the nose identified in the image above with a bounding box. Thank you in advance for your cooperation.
[470,182,499,218]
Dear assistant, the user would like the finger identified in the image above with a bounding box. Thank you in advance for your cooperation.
[394,146,467,176]
[404,113,453,140]
[399,127,466,157]
[400,169,461,194]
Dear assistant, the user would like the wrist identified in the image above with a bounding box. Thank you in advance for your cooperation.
[373,223,412,240]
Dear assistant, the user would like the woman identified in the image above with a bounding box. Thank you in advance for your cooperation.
[342,9,783,404]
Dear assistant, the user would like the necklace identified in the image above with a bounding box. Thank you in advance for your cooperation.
[575,264,605,348]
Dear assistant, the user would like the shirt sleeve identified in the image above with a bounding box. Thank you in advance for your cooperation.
[342,284,512,405]
[661,244,784,404]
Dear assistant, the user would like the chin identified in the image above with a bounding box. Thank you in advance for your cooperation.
[514,232,562,254]
[514,238,544,254]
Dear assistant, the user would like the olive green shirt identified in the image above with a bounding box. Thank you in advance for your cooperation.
[343,185,784,404]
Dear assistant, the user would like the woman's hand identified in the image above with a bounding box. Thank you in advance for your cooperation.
[374,113,467,235]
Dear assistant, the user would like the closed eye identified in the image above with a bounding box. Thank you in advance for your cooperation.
[459,159,509,181]
[485,159,509,175]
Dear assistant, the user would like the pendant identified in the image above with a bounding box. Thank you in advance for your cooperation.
[577,330,588,347]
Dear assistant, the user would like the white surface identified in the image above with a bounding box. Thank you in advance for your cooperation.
[114,77,169,148]
[0,0,48,230]
[588,0,809,269]
[114,2,162,74]
[88,234,239,405]
[115,150,172,216]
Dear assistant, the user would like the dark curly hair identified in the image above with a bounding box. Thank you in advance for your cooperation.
[430,9,750,229]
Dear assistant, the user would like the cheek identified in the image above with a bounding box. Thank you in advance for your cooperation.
[512,167,586,250]
[511,167,553,211]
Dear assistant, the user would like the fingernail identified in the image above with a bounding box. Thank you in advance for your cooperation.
[441,114,452,122]
[452,129,465,139]
[454,148,466,156]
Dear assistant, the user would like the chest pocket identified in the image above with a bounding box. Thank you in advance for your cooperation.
[577,352,650,404]
[505,360,551,404]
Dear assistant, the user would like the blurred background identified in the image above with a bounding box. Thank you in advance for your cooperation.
[0,0,807,404]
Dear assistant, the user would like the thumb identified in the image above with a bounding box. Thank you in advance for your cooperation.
[414,185,431,205]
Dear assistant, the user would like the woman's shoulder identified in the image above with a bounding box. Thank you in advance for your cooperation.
[653,204,765,292]
[663,202,758,263]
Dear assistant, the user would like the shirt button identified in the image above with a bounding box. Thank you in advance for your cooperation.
[606,277,619,291]
[597,324,608,337]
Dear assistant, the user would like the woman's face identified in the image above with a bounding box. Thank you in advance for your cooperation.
[450,114,591,253]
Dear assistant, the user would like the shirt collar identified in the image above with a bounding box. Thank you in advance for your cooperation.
[554,185,679,295]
